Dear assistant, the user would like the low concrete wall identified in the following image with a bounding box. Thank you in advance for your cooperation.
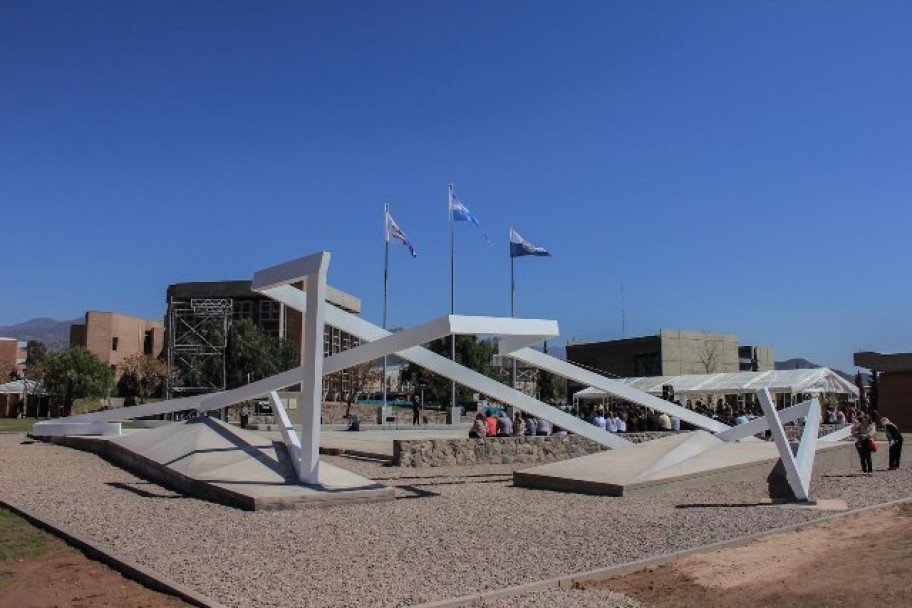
[393,433,677,467]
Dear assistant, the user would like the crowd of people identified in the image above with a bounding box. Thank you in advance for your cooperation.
[468,410,568,438]
[466,397,903,474]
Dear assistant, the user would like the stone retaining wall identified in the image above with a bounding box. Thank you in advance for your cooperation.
[392,432,676,467]
[391,424,853,467]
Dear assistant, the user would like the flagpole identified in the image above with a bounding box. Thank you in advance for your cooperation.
[383,203,390,409]
[448,183,456,413]
[510,225,517,389]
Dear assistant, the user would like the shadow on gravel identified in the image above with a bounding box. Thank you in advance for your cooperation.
[822,473,874,478]
[675,502,770,509]
[396,485,440,500]
[105,482,187,499]
[380,472,513,481]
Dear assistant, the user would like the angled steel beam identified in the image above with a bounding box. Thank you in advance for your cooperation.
[323,315,558,376]
[715,400,812,442]
[269,390,303,480]
[757,388,810,501]
[505,347,729,433]
[819,424,853,442]
[793,397,821,487]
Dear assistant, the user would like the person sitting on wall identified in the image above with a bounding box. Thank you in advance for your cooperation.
[485,410,498,437]
[469,413,487,438]
[512,413,526,437]
[551,425,568,437]
[592,412,607,430]
[497,410,513,436]
[526,414,538,436]
[536,417,551,436]
[614,412,627,433]
[606,411,618,433]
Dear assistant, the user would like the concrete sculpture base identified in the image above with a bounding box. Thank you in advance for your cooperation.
[513,432,881,498]
[42,418,394,510]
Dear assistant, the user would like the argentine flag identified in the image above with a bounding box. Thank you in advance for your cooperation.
[449,194,490,243]
[386,207,417,258]
[509,227,550,258]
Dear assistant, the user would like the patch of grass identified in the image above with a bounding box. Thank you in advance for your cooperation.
[71,398,103,415]
[0,508,55,562]
[0,418,39,433]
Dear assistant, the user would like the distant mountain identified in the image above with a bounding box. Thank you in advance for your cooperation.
[545,344,566,360]
[0,317,79,350]
[775,358,853,382]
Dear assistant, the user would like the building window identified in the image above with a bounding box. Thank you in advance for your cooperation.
[112,337,119,351]
[233,300,254,319]
[259,300,280,321]
[633,351,661,376]
[143,330,154,355]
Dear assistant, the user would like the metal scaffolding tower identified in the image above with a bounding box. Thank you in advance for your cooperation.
[166,298,231,399]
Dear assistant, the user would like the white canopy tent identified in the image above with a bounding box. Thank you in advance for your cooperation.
[574,368,858,401]
[0,379,45,395]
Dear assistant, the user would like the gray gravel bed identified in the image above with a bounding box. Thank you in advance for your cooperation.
[470,587,643,607]
[0,434,908,607]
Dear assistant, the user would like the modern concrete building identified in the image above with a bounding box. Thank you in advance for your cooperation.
[739,345,776,372]
[854,351,912,431]
[0,338,27,380]
[69,312,164,373]
[568,330,762,377]
[566,330,775,396]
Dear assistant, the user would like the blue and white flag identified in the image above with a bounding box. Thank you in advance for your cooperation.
[509,226,550,258]
[449,194,490,243]
[385,206,417,258]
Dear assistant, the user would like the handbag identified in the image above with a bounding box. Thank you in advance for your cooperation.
[867,437,878,452]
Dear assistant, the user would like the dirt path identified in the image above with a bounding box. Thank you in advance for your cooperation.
[0,518,188,608]
[586,502,912,607]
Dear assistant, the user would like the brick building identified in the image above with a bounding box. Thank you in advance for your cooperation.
[70,311,165,373]
[854,351,912,432]
[0,338,27,380]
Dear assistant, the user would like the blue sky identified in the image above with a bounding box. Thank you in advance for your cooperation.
[1,1,910,372]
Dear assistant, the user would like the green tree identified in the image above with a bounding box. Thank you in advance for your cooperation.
[20,340,49,414]
[225,318,299,389]
[26,340,48,368]
[867,370,878,415]
[341,360,381,418]
[403,336,504,405]
[118,354,168,404]
[42,347,114,416]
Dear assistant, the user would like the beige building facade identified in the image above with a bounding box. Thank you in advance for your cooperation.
[566,329,775,393]
[70,311,165,372]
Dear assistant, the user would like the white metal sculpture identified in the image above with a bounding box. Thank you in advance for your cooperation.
[34,251,830,501]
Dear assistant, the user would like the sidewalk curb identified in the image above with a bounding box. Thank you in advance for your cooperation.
[412,495,912,607]
[0,496,229,608]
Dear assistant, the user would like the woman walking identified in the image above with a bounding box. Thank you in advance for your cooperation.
[851,414,877,475]
[881,417,903,470]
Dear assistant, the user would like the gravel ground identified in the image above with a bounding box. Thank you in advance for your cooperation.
[470,587,643,607]
[0,433,908,607]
